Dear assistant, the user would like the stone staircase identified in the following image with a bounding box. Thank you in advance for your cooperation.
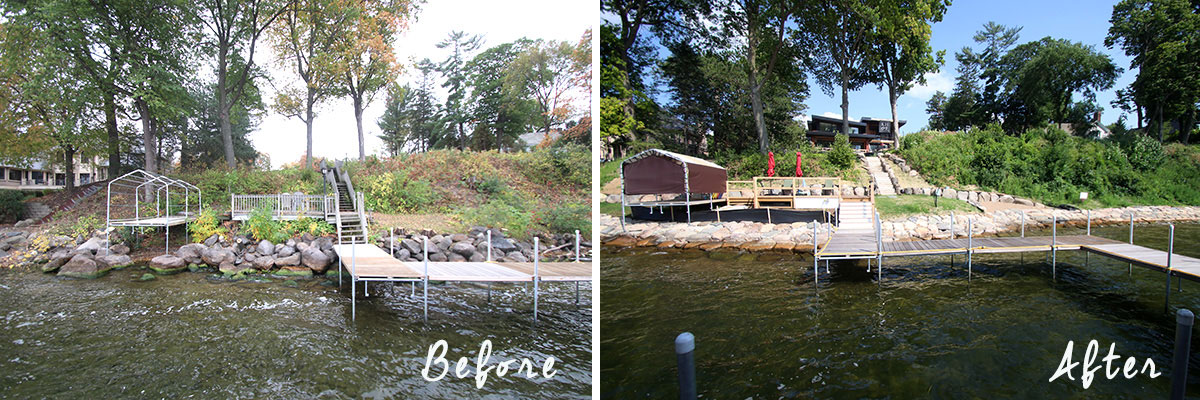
[864,156,896,196]
[26,202,50,220]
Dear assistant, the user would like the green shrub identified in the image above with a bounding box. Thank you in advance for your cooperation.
[188,208,227,243]
[478,176,508,196]
[458,199,535,239]
[539,202,591,237]
[827,134,856,170]
[362,170,435,213]
[56,214,102,240]
[0,190,26,222]
[244,204,288,243]
[282,216,334,237]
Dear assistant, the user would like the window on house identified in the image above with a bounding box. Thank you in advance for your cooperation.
[7,169,19,181]
[55,173,65,186]
[31,171,44,184]
[80,173,91,184]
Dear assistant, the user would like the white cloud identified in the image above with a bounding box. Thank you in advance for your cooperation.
[820,111,856,121]
[905,71,952,101]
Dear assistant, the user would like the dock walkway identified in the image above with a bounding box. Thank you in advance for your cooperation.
[815,207,1197,310]
[332,237,591,321]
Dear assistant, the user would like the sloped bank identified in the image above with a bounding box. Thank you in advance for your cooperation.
[600,206,1200,252]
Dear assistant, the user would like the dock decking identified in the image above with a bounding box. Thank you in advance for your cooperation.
[332,240,592,321]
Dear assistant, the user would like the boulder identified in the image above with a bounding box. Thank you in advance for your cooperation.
[296,242,310,252]
[428,252,448,262]
[504,251,528,263]
[401,239,423,254]
[41,250,72,272]
[1000,195,1015,203]
[394,248,411,260]
[95,254,132,270]
[450,233,469,242]
[220,262,255,276]
[58,254,110,279]
[274,266,312,277]
[274,252,301,266]
[150,254,187,274]
[314,237,333,252]
[276,245,296,258]
[944,188,957,198]
[176,243,207,264]
[490,237,519,253]
[447,253,467,262]
[204,234,220,247]
[468,252,485,262]
[1014,198,1034,206]
[108,244,130,255]
[257,240,275,256]
[201,247,235,266]
[243,253,256,263]
[76,237,106,253]
[300,247,331,273]
[450,242,476,258]
[252,255,275,270]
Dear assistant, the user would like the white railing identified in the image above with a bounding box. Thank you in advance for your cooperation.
[230,194,331,221]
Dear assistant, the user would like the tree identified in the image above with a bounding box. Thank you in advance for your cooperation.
[179,80,263,169]
[377,59,447,153]
[199,0,291,168]
[507,40,579,146]
[866,0,948,149]
[437,31,484,150]
[995,37,1121,133]
[377,84,413,156]
[1107,0,1200,143]
[600,0,676,151]
[465,41,537,152]
[327,0,414,161]
[806,0,876,136]
[925,91,947,130]
[270,0,351,167]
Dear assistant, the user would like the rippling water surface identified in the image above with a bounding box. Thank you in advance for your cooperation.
[601,222,1200,398]
[0,268,591,398]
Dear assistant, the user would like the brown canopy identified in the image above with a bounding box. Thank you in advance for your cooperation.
[621,149,727,195]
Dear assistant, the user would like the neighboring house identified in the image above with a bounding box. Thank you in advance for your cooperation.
[0,155,109,191]
[1056,112,1112,139]
[805,115,906,151]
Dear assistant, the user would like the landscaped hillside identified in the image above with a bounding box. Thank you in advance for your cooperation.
[899,125,1200,208]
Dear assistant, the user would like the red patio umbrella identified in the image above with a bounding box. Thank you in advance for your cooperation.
[796,151,803,177]
[767,151,775,177]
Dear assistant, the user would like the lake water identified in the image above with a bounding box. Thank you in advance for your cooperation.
[601,222,1200,398]
[0,268,591,398]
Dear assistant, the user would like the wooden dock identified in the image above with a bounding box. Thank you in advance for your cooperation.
[332,239,592,321]
[814,209,1196,311]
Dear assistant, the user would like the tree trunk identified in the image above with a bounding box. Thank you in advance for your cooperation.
[1136,104,1143,130]
[136,97,157,174]
[354,94,365,161]
[1182,106,1194,145]
[217,49,236,169]
[64,146,76,191]
[306,89,315,168]
[748,45,768,154]
[104,91,120,178]
[888,83,900,150]
[840,72,850,135]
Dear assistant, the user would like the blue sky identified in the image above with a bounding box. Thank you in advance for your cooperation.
[609,0,1136,135]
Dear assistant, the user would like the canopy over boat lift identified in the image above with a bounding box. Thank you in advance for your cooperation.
[620,149,728,226]
[105,169,201,254]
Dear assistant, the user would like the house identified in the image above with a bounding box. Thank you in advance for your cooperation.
[0,155,109,191]
[805,115,906,151]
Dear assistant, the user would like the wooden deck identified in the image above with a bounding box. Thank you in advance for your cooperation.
[332,244,593,282]
[878,235,1125,256]
[1084,244,1200,280]
[109,215,192,227]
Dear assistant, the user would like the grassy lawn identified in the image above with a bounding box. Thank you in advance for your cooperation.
[600,202,628,217]
[875,195,979,218]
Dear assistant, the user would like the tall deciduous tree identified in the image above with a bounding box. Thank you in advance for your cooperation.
[328,0,415,161]
[866,0,948,148]
[465,41,536,151]
[995,37,1121,132]
[806,0,877,136]
[270,0,351,167]
[199,0,291,168]
[507,40,579,146]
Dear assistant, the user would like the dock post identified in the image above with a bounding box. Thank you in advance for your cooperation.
[1052,214,1057,277]
[423,237,429,322]
[1130,211,1135,275]
[1171,309,1193,400]
[1166,224,1175,313]
[826,224,831,273]
[1021,211,1025,238]
[675,332,697,400]
[620,193,626,231]
[487,230,492,262]
[352,237,356,320]
[968,218,973,281]
[390,229,394,257]
[575,230,581,261]
[876,212,882,283]
[812,223,818,287]
[767,207,771,224]
[534,237,540,323]
[1086,209,1091,236]
[950,211,955,240]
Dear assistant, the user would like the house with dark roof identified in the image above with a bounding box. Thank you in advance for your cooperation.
[805,115,905,151]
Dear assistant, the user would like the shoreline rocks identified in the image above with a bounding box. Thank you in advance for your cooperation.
[601,205,1200,253]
